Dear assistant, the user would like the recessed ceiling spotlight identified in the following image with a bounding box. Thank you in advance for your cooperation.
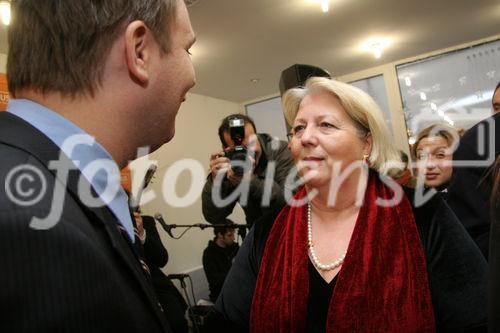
[250,78,260,84]
[0,1,11,26]
[319,0,329,12]
[404,76,412,87]
[361,38,391,59]
[309,0,329,13]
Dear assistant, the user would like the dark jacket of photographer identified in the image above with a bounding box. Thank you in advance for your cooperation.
[202,133,295,227]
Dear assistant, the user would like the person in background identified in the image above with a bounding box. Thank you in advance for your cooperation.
[492,82,500,113]
[395,150,417,187]
[490,156,500,332]
[215,77,487,332]
[0,0,196,331]
[202,114,295,228]
[134,213,189,333]
[202,222,239,303]
[447,83,500,259]
[412,124,459,193]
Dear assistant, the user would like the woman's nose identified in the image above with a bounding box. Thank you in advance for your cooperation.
[300,125,318,146]
[425,158,437,169]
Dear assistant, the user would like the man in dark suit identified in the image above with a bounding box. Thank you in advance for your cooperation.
[0,0,196,331]
[447,83,500,259]
[134,213,189,333]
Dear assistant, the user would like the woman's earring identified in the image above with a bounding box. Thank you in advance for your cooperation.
[362,153,370,164]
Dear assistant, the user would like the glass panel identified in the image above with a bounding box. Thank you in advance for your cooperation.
[397,39,500,143]
[245,97,288,141]
[350,75,393,134]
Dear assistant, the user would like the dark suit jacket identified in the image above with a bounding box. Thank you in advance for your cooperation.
[447,112,500,259]
[0,112,170,332]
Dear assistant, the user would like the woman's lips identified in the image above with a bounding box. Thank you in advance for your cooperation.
[425,173,439,180]
[303,156,324,161]
[300,157,324,169]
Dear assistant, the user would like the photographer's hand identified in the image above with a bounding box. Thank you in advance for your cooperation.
[209,151,230,180]
[227,155,256,186]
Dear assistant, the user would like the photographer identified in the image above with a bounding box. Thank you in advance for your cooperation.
[202,114,295,227]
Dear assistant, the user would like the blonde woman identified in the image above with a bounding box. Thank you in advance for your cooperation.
[213,78,487,333]
[412,124,459,190]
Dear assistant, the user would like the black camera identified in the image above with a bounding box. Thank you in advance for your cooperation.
[224,118,254,176]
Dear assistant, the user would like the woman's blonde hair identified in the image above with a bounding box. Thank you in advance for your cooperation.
[282,77,402,177]
[411,124,460,160]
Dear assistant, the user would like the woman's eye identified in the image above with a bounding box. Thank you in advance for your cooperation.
[320,122,336,129]
[417,153,427,160]
[436,153,446,159]
[293,125,305,133]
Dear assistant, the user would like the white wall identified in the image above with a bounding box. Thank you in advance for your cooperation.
[129,93,246,276]
[0,53,6,73]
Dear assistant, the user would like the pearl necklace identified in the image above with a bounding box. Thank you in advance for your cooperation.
[307,203,347,271]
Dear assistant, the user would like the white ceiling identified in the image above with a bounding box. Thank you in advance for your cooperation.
[0,0,498,104]
[186,0,500,102]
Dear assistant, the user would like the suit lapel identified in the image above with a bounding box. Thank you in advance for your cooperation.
[0,112,169,331]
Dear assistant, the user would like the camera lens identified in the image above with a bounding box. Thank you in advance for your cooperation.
[230,152,249,176]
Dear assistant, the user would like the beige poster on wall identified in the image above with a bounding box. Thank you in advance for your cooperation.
[0,74,9,111]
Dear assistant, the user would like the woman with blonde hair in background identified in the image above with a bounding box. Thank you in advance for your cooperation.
[412,124,459,192]
[213,77,487,332]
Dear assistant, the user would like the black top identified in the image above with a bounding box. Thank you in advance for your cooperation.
[305,260,338,333]
[447,112,499,258]
[142,216,187,309]
[202,240,239,302]
[214,186,488,332]
[142,216,170,287]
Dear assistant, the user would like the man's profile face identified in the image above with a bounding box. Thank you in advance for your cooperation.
[148,0,196,148]
[493,87,500,113]
[223,123,262,165]
[221,230,236,247]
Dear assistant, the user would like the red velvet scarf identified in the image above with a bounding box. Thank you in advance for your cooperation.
[250,173,435,332]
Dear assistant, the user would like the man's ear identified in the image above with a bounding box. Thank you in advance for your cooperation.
[124,20,152,85]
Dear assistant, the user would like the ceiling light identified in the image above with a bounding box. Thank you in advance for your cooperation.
[420,92,427,101]
[309,0,329,13]
[430,102,437,111]
[361,38,391,59]
[408,137,416,145]
[443,115,454,126]
[250,78,260,84]
[320,0,329,12]
[0,1,10,26]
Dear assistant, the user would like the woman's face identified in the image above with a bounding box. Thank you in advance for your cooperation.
[415,136,453,188]
[288,92,371,189]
